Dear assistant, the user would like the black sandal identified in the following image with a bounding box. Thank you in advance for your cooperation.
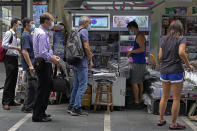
[169,123,186,130]
[157,120,166,126]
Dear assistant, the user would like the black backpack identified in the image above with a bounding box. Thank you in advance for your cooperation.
[64,28,85,65]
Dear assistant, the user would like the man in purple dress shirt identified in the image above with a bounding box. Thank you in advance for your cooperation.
[32,12,60,122]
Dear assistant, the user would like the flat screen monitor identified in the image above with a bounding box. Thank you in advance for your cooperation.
[72,14,110,30]
[113,16,149,29]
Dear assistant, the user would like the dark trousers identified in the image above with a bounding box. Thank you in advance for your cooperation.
[2,55,18,105]
[32,63,52,119]
[23,70,37,110]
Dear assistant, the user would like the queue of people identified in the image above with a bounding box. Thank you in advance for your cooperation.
[1,13,93,122]
[0,12,193,130]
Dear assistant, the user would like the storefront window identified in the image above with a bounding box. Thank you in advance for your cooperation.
[0,6,21,40]
[0,0,21,1]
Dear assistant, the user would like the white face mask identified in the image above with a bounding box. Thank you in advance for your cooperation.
[87,25,91,31]
[49,21,54,29]
[30,24,36,32]
[129,30,134,35]
[17,25,23,31]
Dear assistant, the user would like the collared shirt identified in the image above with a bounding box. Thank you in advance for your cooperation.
[2,29,19,56]
[33,25,53,63]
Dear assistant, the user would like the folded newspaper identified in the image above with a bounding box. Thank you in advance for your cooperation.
[93,72,117,82]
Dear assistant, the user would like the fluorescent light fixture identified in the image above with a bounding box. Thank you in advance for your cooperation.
[133,7,149,10]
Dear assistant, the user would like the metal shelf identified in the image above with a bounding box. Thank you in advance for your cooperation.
[162,14,197,17]
[120,40,149,42]
[161,36,197,39]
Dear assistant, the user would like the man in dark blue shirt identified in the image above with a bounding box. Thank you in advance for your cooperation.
[21,17,36,113]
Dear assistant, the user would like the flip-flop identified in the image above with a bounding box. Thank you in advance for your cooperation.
[169,123,186,130]
[157,120,166,126]
[189,116,197,122]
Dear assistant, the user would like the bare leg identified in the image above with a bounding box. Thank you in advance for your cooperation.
[131,83,140,104]
[159,82,171,120]
[139,82,144,103]
[171,82,183,125]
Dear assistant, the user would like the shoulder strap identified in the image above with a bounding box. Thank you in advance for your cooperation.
[8,31,13,44]
[135,32,141,40]
[78,28,85,33]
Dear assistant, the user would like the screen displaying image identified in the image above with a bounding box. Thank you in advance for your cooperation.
[113,16,149,28]
[74,16,108,28]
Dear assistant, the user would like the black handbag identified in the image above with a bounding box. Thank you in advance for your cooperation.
[52,66,70,93]
[34,57,45,73]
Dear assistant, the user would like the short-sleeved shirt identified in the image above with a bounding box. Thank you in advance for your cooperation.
[75,28,89,68]
[2,29,19,56]
[160,36,186,74]
[21,32,35,71]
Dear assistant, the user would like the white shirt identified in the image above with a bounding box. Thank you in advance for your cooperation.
[2,29,19,56]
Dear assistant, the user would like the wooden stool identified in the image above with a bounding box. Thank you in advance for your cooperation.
[94,81,113,114]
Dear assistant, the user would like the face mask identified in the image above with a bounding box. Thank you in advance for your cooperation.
[49,21,54,29]
[30,24,36,32]
[17,25,23,31]
[129,30,134,35]
[87,25,91,31]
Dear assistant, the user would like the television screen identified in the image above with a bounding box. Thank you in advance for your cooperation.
[74,16,109,29]
[113,16,149,28]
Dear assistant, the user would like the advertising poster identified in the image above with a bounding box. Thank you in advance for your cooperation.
[33,1,48,27]
[53,32,65,59]
[113,16,149,28]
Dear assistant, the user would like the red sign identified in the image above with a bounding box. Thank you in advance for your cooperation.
[33,1,48,5]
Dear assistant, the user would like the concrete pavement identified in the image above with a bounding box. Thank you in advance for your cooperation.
[0,63,197,131]
[0,103,196,131]
[0,63,5,88]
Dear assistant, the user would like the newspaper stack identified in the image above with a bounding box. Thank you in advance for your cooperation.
[118,57,130,78]
[93,72,117,82]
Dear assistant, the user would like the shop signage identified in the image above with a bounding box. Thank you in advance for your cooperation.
[165,0,192,2]
[33,1,48,5]
[83,1,154,10]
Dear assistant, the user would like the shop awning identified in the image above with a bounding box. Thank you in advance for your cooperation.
[64,0,164,11]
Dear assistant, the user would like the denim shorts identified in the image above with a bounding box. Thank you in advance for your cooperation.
[160,72,184,83]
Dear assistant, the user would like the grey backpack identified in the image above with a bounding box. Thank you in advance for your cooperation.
[64,28,85,65]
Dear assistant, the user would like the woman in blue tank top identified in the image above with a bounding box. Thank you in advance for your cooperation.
[127,21,146,109]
